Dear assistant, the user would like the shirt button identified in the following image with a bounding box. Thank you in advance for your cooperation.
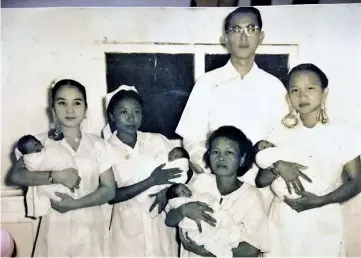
[125,154,131,160]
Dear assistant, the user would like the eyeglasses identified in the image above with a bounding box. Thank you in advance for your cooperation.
[226,25,260,37]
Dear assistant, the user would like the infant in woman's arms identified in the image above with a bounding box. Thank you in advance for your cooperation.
[16,129,78,215]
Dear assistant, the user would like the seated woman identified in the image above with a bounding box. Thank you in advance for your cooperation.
[104,85,182,257]
[165,126,270,257]
[256,63,361,256]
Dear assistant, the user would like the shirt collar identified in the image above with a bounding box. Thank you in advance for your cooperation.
[109,130,142,150]
[223,59,259,80]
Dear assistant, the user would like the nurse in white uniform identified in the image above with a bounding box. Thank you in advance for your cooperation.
[8,79,117,257]
[256,63,361,256]
[104,85,181,257]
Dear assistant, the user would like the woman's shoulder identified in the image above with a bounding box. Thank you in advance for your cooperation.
[32,132,50,144]
[238,183,264,203]
[83,133,113,149]
[139,131,172,146]
[328,119,360,135]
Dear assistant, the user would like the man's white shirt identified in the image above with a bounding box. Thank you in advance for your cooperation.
[176,60,288,185]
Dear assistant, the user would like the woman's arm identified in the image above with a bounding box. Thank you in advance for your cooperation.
[285,156,361,212]
[255,168,277,188]
[7,157,80,190]
[232,242,261,257]
[165,202,216,231]
[178,229,215,257]
[322,156,361,204]
[73,168,116,208]
[255,160,310,194]
[51,168,116,213]
[109,177,154,204]
[165,206,186,227]
[109,163,182,204]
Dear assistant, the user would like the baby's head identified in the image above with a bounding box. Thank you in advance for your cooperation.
[17,135,43,155]
[168,147,190,162]
[254,140,276,153]
[204,126,254,177]
[166,183,192,200]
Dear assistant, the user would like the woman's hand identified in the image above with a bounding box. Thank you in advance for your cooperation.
[149,187,168,214]
[50,192,79,213]
[273,161,311,194]
[180,202,217,232]
[53,168,81,192]
[284,191,324,212]
[179,230,215,257]
[148,164,182,186]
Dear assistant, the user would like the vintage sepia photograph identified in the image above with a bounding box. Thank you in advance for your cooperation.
[1,0,361,257]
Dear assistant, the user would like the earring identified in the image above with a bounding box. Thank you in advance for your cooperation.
[282,108,299,128]
[317,103,329,124]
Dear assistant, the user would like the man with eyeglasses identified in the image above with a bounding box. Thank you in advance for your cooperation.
[176,7,307,205]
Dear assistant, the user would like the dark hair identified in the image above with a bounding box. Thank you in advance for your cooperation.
[224,7,263,32]
[51,79,88,107]
[286,63,329,90]
[17,135,40,155]
[166,183,183,200]
[106,90,144,133]
[170,147,190,160]
[203,126,254,177]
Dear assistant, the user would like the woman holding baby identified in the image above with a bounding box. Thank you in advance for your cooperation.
[104,85,188,257]
[7,79,117,257]
[166,126,270,257]
[256,64,361,256]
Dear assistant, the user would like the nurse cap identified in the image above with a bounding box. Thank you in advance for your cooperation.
[103,85,139,140]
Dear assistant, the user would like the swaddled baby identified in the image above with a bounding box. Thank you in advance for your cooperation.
[16,130,77,215]
[255,140,316,200]
[166,175,243,258]
[135,147,190,216]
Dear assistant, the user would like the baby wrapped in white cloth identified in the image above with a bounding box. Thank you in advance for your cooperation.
[166,174,243,258]
[135,147,190,216]
[254,140,316,200]
[16,133,77,214]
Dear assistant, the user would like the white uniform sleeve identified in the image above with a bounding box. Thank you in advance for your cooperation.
[94,138,118,175]
[176,78,211,173]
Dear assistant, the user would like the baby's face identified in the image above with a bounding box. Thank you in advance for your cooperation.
[168,149,185,162]
[25,139,43,154]
[174,184,192,197]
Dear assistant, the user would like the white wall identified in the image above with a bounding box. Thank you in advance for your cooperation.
[1,5,361,255]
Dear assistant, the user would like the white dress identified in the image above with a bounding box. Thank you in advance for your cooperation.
[107,130,178,257]
[16,132,117,257]
[180,173,270,257]
[265,120,361,257]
